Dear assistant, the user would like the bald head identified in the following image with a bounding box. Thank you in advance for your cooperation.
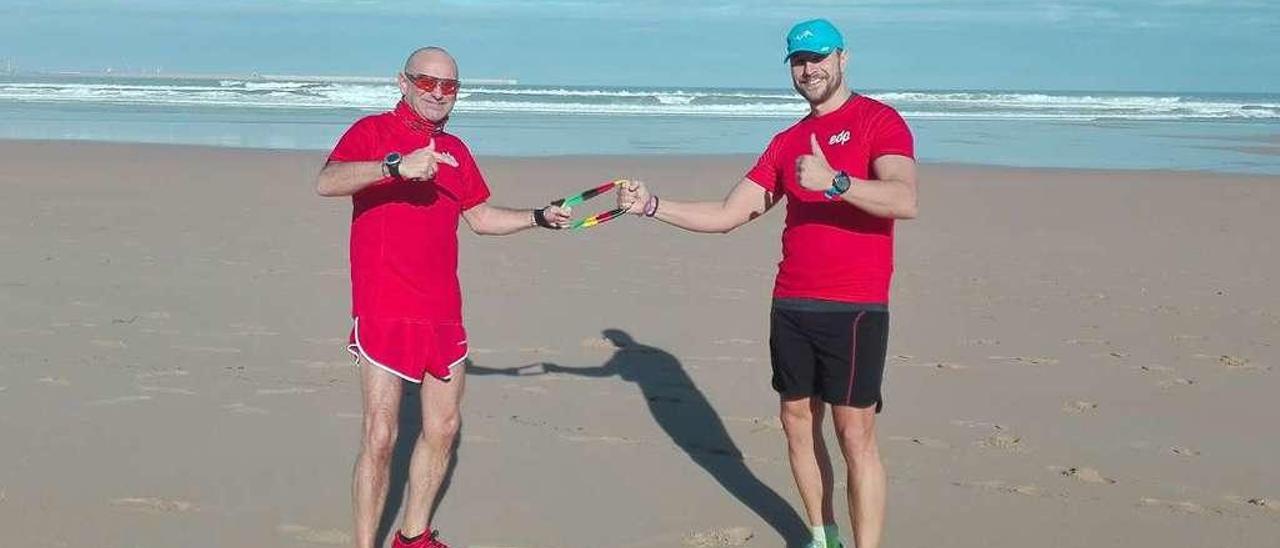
[404,47,457,78]
[397,46,460,124]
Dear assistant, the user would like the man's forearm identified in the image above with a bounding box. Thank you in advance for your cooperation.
[316,161,387,197]
[841,177,917,219]
[470,205,539,236]
[652,199,745,234]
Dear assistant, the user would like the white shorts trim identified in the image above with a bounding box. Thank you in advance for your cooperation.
[346,317,468,383]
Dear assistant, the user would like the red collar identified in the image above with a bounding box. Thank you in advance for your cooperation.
[394,100,447,135]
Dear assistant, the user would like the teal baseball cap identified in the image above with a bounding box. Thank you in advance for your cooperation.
[784,18,844,62]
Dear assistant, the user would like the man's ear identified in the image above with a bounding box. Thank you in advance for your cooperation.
[395,72,410,96]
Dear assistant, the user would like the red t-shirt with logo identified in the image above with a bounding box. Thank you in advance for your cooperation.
[327,101,490,380]
[746,95,914,305]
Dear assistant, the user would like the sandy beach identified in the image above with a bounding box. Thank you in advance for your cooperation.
[1,139,1277,547]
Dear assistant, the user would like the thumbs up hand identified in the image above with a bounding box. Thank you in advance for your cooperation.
[796,133,836,192]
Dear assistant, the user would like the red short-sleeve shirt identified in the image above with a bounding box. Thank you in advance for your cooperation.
[746,95,914,304]
[329,101,490,381]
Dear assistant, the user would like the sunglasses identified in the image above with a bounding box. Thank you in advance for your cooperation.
[405,73,461,96]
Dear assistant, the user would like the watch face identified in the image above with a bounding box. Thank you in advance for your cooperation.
[385,152,401,165]
[833,173,851,192]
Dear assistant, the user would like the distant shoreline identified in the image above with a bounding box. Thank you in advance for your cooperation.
[3,70,519,86]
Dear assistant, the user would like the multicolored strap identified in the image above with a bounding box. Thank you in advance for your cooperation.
[551,179,630,230]
[552,179,626,208]
[566,207,627,230]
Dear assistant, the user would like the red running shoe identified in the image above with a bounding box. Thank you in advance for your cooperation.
[391,529,449,548]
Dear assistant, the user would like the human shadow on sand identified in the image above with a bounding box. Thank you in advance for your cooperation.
[469,328,808,545]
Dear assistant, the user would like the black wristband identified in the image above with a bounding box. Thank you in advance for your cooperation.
[533,207,557,229]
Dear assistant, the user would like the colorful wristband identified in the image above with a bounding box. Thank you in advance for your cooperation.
[643,195,659,217]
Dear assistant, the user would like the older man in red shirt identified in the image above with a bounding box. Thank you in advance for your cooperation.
[316,47,570,548]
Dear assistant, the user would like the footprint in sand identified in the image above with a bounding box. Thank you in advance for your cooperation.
[111,496,197,514]
[277,523,351,545]
[953,480,1041,497]
[1157,377,1196,388]
[1138,497,1205,514]
[1134,365,1175,374]
[898,361,967,371]
[229,323,280,337]
[291,359,348,371]
[1062,401,1098,415]
[712,338,757,346]
[1225,496,1280,512]
[724,416,783,433]
[519,346,561,356]
[1051,466,1115,485]
[136,368,189,380]
[988,355,1058,366]
[1217,354,1259,370]
[223,403,269,415]
[977,433,1026,453]
[303,337,346,345]
[558,434,642,445]
[1064,338,1108,346]
[171,345,242,354]
[1168,446,1201,457]
[503,383,548,394]
[86,395,152,406]
[889,435,951,449]
[711,287,748,299]
[951,419,1004,431]
[137,385,196,396]
[682,527,755,547]
[256,387,319,396]
[462,434,501,445]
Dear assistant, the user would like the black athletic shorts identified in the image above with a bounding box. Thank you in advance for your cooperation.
[769,299,889,411]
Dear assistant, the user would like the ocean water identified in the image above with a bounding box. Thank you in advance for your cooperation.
[1,74,1277,173]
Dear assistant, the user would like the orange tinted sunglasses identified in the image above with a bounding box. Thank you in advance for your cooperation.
[405,73,460,96]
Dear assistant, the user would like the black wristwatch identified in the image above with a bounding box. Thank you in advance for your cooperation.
[824,171,852,200]
[383,152,403,179]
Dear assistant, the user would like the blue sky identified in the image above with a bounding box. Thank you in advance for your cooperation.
[2,0,1276,92]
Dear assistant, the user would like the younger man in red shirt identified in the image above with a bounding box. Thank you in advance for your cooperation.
[619,19,918,548]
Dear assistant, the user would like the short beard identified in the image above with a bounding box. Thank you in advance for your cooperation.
[795,69,842,105]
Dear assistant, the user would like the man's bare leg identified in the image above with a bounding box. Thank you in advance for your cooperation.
[354,364,404,548]
[832,405,885,548]
[780,396,836,529]
[399,364,466,537]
